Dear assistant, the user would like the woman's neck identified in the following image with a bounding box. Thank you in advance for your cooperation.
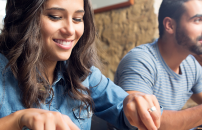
[43,59,58,85]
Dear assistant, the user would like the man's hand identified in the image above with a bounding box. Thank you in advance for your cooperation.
[123,92,161,130]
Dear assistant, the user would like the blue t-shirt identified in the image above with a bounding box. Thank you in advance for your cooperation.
[0,53,137,130]
[115,39,202,110]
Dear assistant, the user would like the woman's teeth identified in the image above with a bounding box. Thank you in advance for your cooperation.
[54,39,71,45]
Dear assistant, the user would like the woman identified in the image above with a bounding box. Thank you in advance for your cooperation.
[0,0,161,130]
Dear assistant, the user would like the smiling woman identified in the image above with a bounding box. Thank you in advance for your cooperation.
[40,0,85,85]
[41,0,84,65]
[0,0,161,130]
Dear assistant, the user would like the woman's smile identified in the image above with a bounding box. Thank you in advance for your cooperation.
[53,39,74,50]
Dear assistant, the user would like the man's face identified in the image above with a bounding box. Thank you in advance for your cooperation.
[175,0,202,55]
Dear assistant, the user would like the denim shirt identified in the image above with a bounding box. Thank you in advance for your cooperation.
[0,53,137,130]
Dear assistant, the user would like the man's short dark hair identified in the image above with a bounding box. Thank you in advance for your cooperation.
[158,0,189,38]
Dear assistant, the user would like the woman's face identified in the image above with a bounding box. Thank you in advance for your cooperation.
[41,0,84,62]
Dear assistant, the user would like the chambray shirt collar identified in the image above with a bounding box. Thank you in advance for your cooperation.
[52,67,65,87]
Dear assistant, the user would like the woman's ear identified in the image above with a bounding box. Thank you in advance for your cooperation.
[163,17,175,35]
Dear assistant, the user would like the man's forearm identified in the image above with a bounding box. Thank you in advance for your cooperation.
[159,105,202,130]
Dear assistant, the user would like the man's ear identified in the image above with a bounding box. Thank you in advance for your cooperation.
[163,17,175,35]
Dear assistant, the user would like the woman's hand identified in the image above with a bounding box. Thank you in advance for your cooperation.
[15,108,80,130]
[123,92,161,130]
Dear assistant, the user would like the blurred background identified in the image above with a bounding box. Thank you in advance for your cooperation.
[0,0,6,29]
[94,0,162,80]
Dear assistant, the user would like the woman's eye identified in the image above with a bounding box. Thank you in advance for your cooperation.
[73,18,82,22]
[48,15,62,20]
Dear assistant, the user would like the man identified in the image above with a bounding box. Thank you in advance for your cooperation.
[115,0,202,129]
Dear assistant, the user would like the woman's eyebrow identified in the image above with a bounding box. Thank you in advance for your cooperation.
[46,8,85,14]
[46,7,65,11]
[75,10,85,13]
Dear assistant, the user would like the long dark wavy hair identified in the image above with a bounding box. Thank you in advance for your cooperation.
[0,0,99,112]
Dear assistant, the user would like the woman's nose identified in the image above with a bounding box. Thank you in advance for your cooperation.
[60,20,75,36]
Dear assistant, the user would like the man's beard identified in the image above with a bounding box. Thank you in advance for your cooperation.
[176,25,202,55]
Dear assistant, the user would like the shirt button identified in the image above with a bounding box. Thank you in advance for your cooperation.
[89,111,91,115]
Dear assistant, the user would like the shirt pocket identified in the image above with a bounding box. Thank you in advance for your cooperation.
[72,107,93,130]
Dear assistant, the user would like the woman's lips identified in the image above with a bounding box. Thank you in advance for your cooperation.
[53,39,73,50]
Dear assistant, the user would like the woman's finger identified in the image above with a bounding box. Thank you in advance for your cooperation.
[52,112,71,130]
[44,113,56,130]
[62,115,80,130]
[27,114,44,130]
[143,94,161,128]
[151,95,161,128]
[136,96,157,130]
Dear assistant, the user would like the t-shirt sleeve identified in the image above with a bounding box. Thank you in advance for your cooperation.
[115,50,156,94]
[191,57,202,94]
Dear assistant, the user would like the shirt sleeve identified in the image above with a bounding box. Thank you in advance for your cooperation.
[89,66,137,129]
[115,49,156,94]
[191,56,202,94]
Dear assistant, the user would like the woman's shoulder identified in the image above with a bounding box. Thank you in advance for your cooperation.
[90,66,100,73]
[89,66,103,79]
[84,66,103,86]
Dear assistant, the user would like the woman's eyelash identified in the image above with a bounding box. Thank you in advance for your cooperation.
[48,15,62,20]
[73,18,82,22]
[48,15,83,22]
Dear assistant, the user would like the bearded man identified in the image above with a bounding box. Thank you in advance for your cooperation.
[114,0,202,129]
